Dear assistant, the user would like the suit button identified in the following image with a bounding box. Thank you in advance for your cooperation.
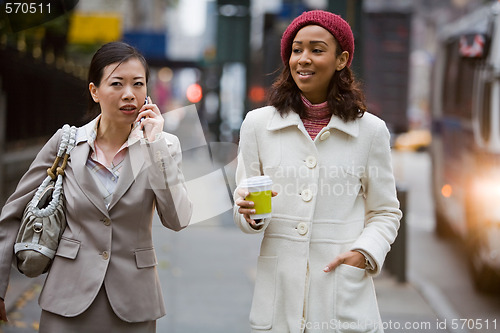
[301,189,313,202]
[297,222,308,235]
[305,156,317,169]
[319,131,331,141]
[102,251,109,260]
[102,218,111,226]
[155,151,163,162]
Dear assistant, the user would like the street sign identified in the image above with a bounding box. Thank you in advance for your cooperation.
[68,13,121,44]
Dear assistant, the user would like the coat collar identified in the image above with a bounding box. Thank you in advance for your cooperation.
[75,116,144,147]
[266,109,359,138]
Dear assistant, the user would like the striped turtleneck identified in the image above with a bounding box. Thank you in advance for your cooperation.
[300,95,331,140]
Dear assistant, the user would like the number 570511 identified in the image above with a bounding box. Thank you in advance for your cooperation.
[5,3,51,14]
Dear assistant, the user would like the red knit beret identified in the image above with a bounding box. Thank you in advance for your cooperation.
[280,10,355,67]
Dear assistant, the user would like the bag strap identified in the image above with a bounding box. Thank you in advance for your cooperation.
[46,124,77,180]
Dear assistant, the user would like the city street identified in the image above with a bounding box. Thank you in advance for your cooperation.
[394,151,500,333]
[2,150,500,332]
[2,0,500,332]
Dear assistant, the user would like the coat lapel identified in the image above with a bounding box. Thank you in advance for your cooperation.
[70,142,110,217]
[107,141,145,211]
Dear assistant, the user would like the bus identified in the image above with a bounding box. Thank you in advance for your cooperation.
[431,0,500,292]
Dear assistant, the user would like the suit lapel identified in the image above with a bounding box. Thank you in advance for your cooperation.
[71,142,110,217]
[107,141,145,211]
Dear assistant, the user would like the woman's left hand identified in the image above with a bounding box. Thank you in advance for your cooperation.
[323,250,366,272]
[136,96,164,142]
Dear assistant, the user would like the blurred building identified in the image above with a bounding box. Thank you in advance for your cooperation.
[382,0,488,130]
[0,0,493,205]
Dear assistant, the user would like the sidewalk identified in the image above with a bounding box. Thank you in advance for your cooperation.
[376,271,442,333]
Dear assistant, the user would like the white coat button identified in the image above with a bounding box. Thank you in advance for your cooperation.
[297,222,308,235]
[102,251,109,260]
[301,189,313,202]
[305,156,317,169]
[319,131,331,141]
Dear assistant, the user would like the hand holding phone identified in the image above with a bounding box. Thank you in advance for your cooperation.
[135,96,164,141]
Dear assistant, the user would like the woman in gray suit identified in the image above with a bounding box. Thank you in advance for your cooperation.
[0,42,193,332]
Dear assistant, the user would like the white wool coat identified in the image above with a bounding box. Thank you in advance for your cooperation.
[233,106,402,333]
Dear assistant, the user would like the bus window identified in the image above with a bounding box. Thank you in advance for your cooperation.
[480,81,492,143]
[442,39,475,120]
[456,58,474,119]
[442,42,459,117]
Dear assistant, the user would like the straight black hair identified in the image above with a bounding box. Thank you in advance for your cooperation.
[86,42,149,119]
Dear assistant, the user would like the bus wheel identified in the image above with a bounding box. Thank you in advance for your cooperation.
[469,258,500,293]
[467,232,500,293]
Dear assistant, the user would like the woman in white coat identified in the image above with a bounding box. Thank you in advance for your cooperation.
[234,10,402,332]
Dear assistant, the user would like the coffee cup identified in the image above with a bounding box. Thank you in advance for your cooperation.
[240,176,273,219]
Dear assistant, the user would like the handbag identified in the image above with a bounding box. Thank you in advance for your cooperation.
[14,124,77,277]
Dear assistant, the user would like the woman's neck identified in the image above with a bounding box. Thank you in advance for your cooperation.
[96,116,131,150]
[301,95,330,120]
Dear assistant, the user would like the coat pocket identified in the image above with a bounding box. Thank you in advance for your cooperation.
[249,256,278,330]
[134,247,158,268]
[55,237,81,260]
[335,264,381,332]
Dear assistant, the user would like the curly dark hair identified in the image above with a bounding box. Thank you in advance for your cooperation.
[268,39,366,122]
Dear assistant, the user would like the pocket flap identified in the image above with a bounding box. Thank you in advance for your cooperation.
[134,248,158,268]
[55,237,81,260]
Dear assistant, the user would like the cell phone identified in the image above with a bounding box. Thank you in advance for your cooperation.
[136,97,148,129]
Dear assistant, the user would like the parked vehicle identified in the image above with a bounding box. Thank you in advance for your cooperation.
[431,0,500,292]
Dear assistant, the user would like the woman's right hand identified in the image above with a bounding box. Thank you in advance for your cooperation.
[235,187,277,228]
[235,187,257,227]
[0,297,7,323]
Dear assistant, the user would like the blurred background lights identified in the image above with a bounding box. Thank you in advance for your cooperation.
[158,67,174,83]
[179,0,207,37]
[186,83,203,104]
[248,85,266,103]
[441,184,453,198]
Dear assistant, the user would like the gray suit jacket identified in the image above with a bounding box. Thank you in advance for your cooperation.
[0,119,192,322]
